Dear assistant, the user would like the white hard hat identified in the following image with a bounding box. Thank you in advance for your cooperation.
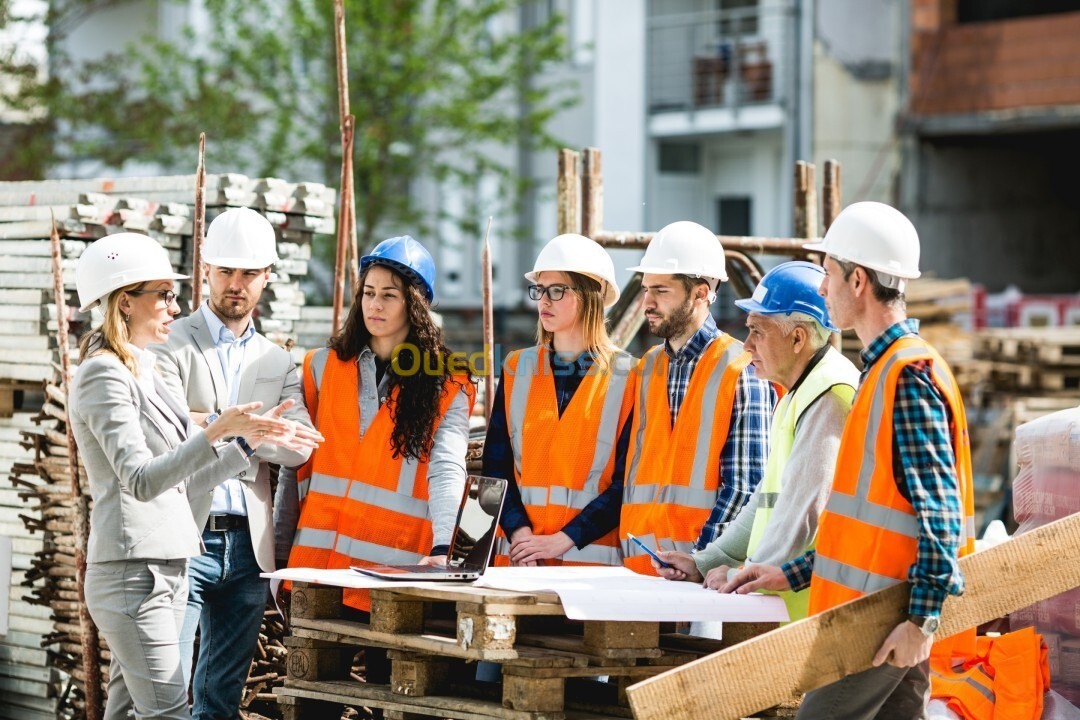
[804,201,921,291]
[627,220,728,284]
[525,233,620,308]
[202,207,279,269]
[76,233,188,312]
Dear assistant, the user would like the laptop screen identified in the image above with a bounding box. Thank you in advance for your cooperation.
[447,476,507,570]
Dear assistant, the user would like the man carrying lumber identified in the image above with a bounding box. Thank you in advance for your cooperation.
[722,202,976,719]
[152,208,319,719]
[652,261,858,623]
[619,221,775,576]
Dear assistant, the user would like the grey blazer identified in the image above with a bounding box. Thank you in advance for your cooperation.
[69,353,251,564]
[151,310,313,573]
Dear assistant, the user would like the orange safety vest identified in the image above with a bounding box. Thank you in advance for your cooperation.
[492,346,636,566]
[620,335,751,576]
[809,336,976,614]
[930,627,1049,720]
[287,347,474,611]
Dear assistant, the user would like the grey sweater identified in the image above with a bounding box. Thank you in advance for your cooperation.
[692,389,849,575]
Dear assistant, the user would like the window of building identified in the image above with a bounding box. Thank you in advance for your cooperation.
[716,0,758,37]
[957,0,1080,24]
[716,196,752,236]
[658,142,702,173]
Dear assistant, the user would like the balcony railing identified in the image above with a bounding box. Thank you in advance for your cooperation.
[648,2,795,115]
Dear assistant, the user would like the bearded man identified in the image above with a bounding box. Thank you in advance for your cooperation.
[619,221,775,580]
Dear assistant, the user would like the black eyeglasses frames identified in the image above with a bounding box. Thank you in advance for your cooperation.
[528,284,576,302]
[127,288,179,305]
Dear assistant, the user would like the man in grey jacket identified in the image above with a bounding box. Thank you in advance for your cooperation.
[153,208,318,720]
[654,262,857,624]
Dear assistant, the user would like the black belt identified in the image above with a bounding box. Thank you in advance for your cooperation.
[207,514,249,532]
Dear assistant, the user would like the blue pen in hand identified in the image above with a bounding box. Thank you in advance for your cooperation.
[626,532,673,569]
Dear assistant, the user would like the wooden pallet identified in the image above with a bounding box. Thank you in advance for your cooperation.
[977,328,1080,366]
[276,583,778,720]
[0,381,43,419]
[978,359,1080,393]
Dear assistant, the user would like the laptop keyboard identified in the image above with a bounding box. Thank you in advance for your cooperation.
[390,564,457,573]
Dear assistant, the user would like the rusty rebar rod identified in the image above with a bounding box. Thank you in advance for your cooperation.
[556,149,580,236]
[794,161,818,240]
[594,230,818,255]
[822,159,842,231]
[480,217,495,423]
[331,115,355,336]
[50,215,103,720]
[581,148,602,239]
[332,0,360,296]
[191,133,206,310]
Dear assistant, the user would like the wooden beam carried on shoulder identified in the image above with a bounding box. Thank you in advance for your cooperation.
[627,511,1080,720]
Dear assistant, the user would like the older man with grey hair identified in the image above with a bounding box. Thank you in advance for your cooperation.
[654,261,858,623]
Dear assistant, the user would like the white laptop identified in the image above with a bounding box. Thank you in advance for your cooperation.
[352,475,507,581]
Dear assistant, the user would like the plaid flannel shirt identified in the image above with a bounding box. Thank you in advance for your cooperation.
[781,319,965,617]
[666,315,775,550]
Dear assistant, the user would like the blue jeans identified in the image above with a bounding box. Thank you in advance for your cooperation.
[180,527,267,720]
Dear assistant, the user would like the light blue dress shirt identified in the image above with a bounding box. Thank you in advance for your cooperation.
[201,303,255,516]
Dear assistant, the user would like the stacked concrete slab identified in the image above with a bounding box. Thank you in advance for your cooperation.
[0,173,334,719]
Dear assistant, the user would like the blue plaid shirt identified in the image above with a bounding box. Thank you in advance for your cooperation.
[667,315,775,550]
[781,319,965,617]
[482,350,631,548]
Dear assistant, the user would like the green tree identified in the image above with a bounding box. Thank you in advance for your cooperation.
[3,0,575,295]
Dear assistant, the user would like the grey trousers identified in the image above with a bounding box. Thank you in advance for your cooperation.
[84,558,191,720]
[795,660,930,720]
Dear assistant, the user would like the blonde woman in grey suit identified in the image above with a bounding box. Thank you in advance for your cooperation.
[69,233,317,720]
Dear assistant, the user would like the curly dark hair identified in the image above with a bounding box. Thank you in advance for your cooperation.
[329,264,470,462]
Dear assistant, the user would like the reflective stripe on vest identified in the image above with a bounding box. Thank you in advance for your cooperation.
[625,340,745,497]
[931,667,995,704]
[930,627,1049,720]
[742,348,857,621]
[295,347,332,504]
[745,348,858,561]
[620,336,749,573]
[493,535,624,566]
[293,527,424,565]
[287,346,473,611]
[498,345,634,567]
[619,531,695,559]
[506,347,631,495]
[809,336,975,615]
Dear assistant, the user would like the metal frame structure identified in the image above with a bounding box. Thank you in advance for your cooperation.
[554,147,843,348]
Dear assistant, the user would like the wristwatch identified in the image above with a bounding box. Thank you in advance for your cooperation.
[908,614,940,637]
[205,411,220,427]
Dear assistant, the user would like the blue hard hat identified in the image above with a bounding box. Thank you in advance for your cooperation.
[360,235,436,303]
[734,260,838,332]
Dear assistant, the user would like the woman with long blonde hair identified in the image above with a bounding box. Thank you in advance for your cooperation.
[483,233,635,566]
[69,233,317,719]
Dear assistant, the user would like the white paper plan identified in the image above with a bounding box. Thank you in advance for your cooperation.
[476,567,788,622]
[263,566,789,623]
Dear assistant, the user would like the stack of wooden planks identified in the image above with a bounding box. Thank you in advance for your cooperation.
[974,327,1080,395]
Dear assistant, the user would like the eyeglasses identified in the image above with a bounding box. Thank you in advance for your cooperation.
[128,289,179,305]
[528,284,575,302]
